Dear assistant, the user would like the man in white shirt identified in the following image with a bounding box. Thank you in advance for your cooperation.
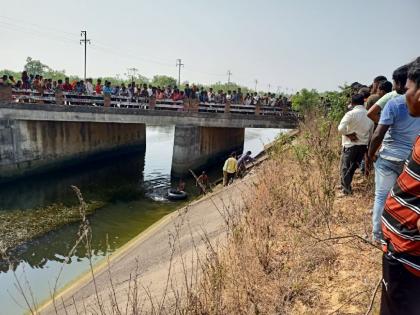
[147,84,153,97]
[338,93,374,195]
[85,78,94,95]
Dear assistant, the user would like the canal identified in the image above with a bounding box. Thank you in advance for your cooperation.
[0,126,284,315]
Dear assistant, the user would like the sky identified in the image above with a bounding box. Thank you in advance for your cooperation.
[1,0,419,92]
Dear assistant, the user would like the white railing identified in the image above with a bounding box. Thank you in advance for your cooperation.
[10,88,298,119]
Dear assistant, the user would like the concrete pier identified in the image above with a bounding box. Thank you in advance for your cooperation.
[171,125,244,176]
[0,120,146,182]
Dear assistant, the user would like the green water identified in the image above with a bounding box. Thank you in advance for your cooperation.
[0,126,283,315]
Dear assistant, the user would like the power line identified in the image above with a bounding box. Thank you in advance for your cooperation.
[0,15,281,90]
[80,31,91,81]
[227,70,232,84]
[0,21,77,46]
[176,59,184,86]
[0,16,226,80]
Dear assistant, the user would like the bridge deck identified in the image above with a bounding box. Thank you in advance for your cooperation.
[0,88,300,129]
[0,102,298,129]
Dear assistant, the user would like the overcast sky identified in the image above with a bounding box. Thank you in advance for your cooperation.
[1,0,419,92]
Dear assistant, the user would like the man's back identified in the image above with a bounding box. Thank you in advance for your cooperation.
[223,157,237,174]
[338,105,373,147]
[379,95,420,161]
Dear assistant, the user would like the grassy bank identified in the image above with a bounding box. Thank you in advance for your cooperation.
[0,201,104,257]
[180,111,382,314]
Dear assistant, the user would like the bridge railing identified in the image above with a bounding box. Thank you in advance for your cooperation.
[6,88,299,120]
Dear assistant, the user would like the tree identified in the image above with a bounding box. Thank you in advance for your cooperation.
[150,75,177,88]
[24,57,50,75]
[209,82,252,94]
[291,88,320,112]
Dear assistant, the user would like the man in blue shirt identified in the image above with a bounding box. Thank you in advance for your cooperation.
[366,63,420,243]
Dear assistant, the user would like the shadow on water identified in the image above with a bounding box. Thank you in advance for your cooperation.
[0,148,146,211]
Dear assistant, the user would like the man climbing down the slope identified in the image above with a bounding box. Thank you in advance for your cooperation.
[237,151,255,177]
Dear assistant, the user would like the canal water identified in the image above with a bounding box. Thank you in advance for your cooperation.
[0,126,284,315]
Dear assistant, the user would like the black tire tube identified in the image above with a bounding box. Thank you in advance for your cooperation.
[167,189,188,200]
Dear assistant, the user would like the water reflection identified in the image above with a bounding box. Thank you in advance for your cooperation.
[0,149,146,211]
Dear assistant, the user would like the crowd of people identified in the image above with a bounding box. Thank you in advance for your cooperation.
[0,72,291,107]
[337,57,420,314]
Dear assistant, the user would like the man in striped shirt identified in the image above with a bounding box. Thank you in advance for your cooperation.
[380,60,420,315]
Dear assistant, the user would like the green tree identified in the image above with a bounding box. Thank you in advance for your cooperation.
[0,69,20,80]
[321,88,350,122]
[209,81,251,94]
[291,88,320,112]
[24,57,50,75]
[150,75,177,88]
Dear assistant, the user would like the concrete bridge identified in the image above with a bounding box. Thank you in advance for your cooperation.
[0,86,299,182]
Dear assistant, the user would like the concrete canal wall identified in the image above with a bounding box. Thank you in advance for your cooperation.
[0,119,146,182]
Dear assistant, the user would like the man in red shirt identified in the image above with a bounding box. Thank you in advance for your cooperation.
[95,78,102,95]
[380,59,420,315]
[62,77,73,92]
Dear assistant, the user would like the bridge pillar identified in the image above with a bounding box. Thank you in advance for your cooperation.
[171,125,244,176]
[0,120,146,182]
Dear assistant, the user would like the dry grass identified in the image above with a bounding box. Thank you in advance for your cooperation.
[181,111,382,314]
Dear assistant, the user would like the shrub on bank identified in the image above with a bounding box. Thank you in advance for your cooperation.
[181,107,381,314]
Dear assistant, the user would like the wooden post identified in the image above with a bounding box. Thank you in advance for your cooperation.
[183,98,190,112]
[149,96,156,110]
[191,98,199,112]
[224,100,231,114]
[55,90,64,105]
[0,85,12,102]
[255,101,261,116]
[104,94,111,107]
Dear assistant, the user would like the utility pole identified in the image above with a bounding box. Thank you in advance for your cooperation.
[268,84,271,93]
[227,70,232,84]
[176,59,184,86]
[254,79,258,92]
[127,67,139,82]
[80,31,91,81]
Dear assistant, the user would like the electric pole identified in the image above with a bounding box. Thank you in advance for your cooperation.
[80,31,91,81]
[227,70,232,84]
[268,83,271,93]
[127,67,139,82]
[176,59,184,86]
[254,79,258,92]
